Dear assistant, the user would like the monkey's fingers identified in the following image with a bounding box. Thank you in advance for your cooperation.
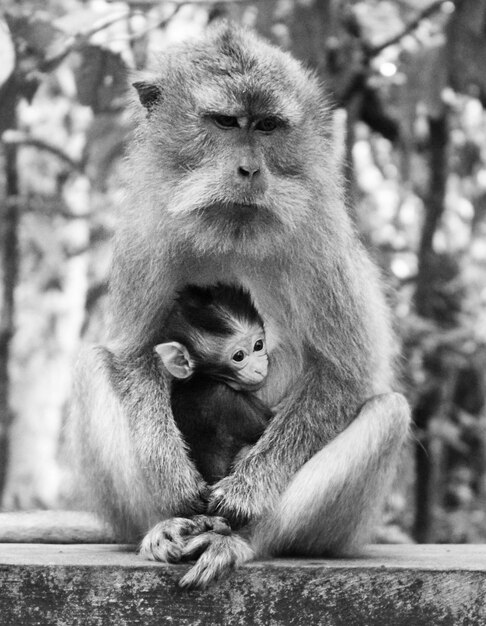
[208,479,252,529]
[179,533,254,589]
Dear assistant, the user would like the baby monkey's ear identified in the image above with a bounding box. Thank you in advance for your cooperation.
[155,342,194,379]
[133,81,162,110]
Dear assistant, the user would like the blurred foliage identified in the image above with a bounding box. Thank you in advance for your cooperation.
[0,0,486,544]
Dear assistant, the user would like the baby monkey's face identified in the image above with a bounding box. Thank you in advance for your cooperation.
[224,324,268,392]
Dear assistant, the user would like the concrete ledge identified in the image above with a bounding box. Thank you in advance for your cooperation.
[0,511,115,543]
[0,544,484,625]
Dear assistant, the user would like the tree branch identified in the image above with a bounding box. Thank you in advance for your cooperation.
[111,0,254,5]
[2,132,84,173]
[367,0,457,58]
[39,11,131,72]
[23,195,92,220]
[123,5,182,43]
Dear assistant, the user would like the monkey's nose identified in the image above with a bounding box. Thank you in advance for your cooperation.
[254,364,268,378]
[237,164,260,181]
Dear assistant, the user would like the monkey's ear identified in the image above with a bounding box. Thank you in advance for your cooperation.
[133,81,162,110]
[155,342,194,379]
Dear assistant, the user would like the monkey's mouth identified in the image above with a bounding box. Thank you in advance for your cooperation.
[187,200,285,251]
[202,202,263,216]
[197,201,277,228]
[225,378,266,392]
[229,202,261,215]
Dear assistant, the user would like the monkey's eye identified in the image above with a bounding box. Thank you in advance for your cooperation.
[232,350,246,362]
[212,115,239,129]
[255,117,279,132]
[253,339,264,352]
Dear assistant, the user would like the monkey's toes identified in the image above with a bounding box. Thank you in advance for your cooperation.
[190,514,231,535]
[139,518,190,563]
[179,533,255,589]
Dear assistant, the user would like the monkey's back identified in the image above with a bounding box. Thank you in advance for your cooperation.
[171,376,270,484]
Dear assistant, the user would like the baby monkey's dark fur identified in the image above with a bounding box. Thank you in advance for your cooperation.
[159,284,271,485]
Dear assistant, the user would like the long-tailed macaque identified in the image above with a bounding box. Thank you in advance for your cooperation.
[69,22,410,589]
[155,283,271,484]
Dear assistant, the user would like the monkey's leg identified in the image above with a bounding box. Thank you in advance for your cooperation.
[253,392,410,556]
[70,345,208,539]
[179,393,409,589]
[207,365,365,527]
[208,354,409,526]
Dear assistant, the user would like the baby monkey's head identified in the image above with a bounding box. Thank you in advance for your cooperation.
[156,283,268,391]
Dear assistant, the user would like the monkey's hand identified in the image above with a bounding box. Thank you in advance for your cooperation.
[207,470,269,529]
[139,515,231,563]
[179,532,254,589]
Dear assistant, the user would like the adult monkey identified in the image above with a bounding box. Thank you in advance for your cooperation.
[70,22,410,588]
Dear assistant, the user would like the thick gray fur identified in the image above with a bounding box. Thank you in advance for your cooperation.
[69,22,410,588]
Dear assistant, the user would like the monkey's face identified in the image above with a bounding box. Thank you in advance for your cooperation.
[221,325,268,392]
[132,24,331,258]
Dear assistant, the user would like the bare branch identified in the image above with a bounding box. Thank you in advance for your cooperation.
[110,0,253,5]
[367,0,456,58]
[39,11,131,72]
[34,0,255,73]
[23,195,92,220]
[2,131,84,173]
[120,5,181,43]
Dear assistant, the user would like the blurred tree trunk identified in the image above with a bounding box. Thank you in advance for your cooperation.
[413,114,449,543]
[0,141,19,497]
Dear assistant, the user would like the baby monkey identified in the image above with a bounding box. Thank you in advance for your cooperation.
[155,283,271,485]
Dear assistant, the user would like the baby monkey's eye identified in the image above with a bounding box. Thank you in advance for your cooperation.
[253,339,264,352]
[232,350,246,362]
[212,115,239,129]
[255,117,279,132]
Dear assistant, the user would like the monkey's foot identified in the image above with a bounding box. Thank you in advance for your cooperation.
[179,532,254,589]
[139,515,230,563]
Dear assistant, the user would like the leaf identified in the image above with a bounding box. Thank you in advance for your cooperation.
[5,13,66,62]
[55,5,121,36]
[74,45,128,113]
[0,75,18,134]
[0,19,15,89]
[447,0,486,104]
[401,42,448,122]
[453,0,486,36]
[353,1,403,48]
[84,113,130,190]
[0,20,17,134]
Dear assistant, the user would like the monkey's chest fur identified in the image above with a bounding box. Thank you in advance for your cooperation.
[171,375,271,484]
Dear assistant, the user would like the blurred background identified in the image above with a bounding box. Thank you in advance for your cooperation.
[0,0,485,545]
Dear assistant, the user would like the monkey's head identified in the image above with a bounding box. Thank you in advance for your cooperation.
[155,283,268,391]
[130,22,335,258]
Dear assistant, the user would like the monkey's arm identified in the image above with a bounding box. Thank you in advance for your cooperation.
[208,362,408,530]
[175,376,408,588]
[70,345,208,540]
[206,365,333,524]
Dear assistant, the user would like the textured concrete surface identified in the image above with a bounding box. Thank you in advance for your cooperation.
[0,544,485,625]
